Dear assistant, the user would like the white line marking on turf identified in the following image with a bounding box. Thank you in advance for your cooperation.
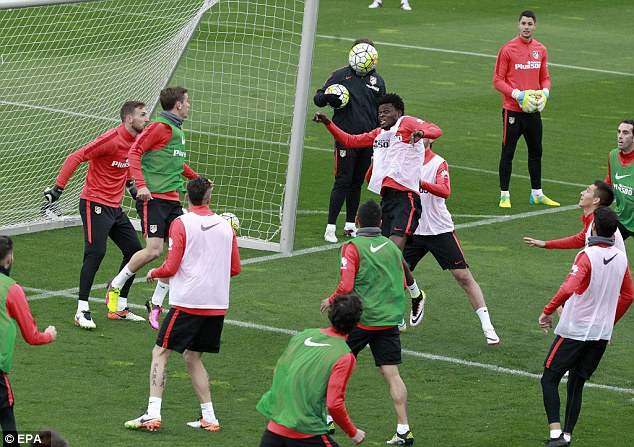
[317,35,634,77]
[23,288,634,396]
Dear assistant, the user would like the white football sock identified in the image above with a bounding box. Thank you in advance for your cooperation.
[201,402,218,424]
[325,224,336,233]
[500,190,510,197]
[397,424,410,435]
[476,307,494,331]
[147,397,162,419]
[117,297,128,312]
[550,429,562,439]
[344,221,356,230]
[563,433,571,443]
[112,265,135,289]
[532,189,544,197]
[407,280,421,298]
[77,300,89,312]
[152,280,169,307]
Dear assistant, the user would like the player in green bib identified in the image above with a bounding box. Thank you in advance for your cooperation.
[257,294,365,446]
[0,236,57,438]
[606,120,634,239]
[321,200,414,446]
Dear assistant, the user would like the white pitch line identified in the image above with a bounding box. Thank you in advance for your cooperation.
[317,35,634,77]
[24,284,634,397]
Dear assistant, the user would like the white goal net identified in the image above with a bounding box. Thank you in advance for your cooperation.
[0,0,316,252]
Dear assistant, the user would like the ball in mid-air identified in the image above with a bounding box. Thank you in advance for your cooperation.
[349,43,378,75]
[220,212,240,232]
[324,84,350,109]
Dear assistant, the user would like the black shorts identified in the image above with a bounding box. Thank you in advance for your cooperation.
[543,336,608,380]
[0,371,13,409]
[259,429,339,447]
[156,309,224,354]
[79,199,142,251]
[135,197,183,239]
[380,188,421,237]
[403,232,469,271]
[346,326,402,366]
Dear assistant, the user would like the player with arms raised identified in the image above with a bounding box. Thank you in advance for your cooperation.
[314,93,442,328]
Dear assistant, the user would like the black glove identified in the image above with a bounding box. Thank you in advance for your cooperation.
[44,185,64,203]
[324,93,343,109]
[125,180,138,200]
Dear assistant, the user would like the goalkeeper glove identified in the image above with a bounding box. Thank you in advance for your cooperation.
[44,185,64,203]
[511,89,538,112]
[535,88,549,112]
[324,93,343,109]
[125,180,138,200]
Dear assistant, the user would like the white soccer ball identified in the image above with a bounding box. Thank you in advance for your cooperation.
[349,43,378,75]
[220,212,240,232]
[324,83,350,109]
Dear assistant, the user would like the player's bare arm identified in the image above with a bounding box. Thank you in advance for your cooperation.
[313,112,331,126]
[523,237,546,248]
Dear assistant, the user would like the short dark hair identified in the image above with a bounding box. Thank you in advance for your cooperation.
[352,38,374,47]
[356,200,381,228]
[119,101,145,122]
[0,236,13,262]
[160,86,188,110]
[328,294,363,334]
[519,10,536,22]
[592,180,614,207]
[186,176,212,206]
[378,93,405,114]
[31,430,68,447]
[593,206,619,238]
[621,119,634,129]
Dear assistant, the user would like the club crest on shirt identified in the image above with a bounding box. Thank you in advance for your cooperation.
[509,116,515,125]
[532,51,539,59]
[94,206,101,215]
[340,149,346,158]
[150,224,158,234]
[369,75,377,86]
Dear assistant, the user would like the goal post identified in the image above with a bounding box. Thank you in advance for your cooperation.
[0,0,318,254]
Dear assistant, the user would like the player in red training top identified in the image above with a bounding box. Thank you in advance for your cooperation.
[537,207,632,447]
[605,120,634,240]
[44,101,149,329]
[0,236,57,438]
[314,93,442,330]
[493,10,558,209]
[524,180,625,253]
[124,177,241,433]
[106,87,199,330]
[403,140,500,345]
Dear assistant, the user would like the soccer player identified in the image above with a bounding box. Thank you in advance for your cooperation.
[106,86,198,330]
[605,119,634,240]
[314,39,386,243]
[44,101,149,328]
[524,180,625,252]
[537,206,633,447]
[403,140,500,345]
[314,93,442,328]
[321,200,414,446]
[124,177,241,432]
[257,294,366,447]
[493,10,558,208]
[368,0,412,10]
[0,236,57,439]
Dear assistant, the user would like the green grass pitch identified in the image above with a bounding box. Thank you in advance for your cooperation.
[6,0,634,446]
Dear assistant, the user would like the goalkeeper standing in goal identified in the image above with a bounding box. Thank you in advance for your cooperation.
[44,101,149,329]
[107,86,198,330]
[493,10,558,209]
[314,38,386,244]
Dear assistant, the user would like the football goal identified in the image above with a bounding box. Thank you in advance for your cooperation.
[0,0,318,253]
